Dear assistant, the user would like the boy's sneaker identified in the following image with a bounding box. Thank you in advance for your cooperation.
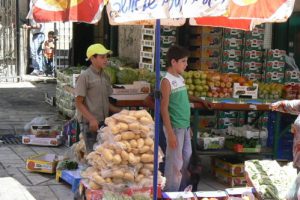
[30,70,39,76]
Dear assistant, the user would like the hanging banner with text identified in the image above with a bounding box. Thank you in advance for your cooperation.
[107,0,229,24]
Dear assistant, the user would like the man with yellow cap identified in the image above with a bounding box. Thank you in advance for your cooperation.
[75,43,120,153]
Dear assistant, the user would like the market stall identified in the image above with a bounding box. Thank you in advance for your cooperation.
[26,0,299,199]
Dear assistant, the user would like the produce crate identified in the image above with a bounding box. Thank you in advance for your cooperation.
[22,134,63,146]
[26,153,59,174]
[212,157,245,177]
[212,167,246,187]
[225,187,257,199]
[233,144,261,153]
[198,136,225,150]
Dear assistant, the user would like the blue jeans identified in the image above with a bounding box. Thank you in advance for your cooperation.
[44,57,53,75]
[163,127,192,192]
[31,33,45,72]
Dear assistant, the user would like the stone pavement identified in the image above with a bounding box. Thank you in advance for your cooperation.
[0,76,75,200]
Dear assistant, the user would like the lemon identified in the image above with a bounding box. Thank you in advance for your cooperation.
[44,0,84,9]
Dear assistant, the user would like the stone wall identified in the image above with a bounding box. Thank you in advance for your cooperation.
[118,25,142,65]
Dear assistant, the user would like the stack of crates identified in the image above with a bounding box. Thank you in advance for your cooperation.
[221,29,244,75]
[139,25,155,71]
[160,26,177,69]
[242,24,265,82]
[189,27,223,71]
[263,49,286,83]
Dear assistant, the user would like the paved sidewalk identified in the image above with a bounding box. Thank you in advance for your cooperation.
[0,77,75,200]
[0,145,74,200]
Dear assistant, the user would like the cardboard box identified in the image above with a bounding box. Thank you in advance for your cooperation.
[233,83,258,99]
[265,61,285,72]
[213,168,246,187]
[221,61,242,73]
[223,38,244,50]
[243,62,262,73]
[31,125,51,137]
[265,49,286,61]
[26,153,59,174]
[212,157,245,177]
[223,29,244,39]
[112,81,151,95]
[242,73,262,82]
[285,70,300,83]
[22,134,63,146]
[264,72,284,83]
[245,39,264,51]
[222,50,242,61]
[198,136,225,150]
[244,50,263,62]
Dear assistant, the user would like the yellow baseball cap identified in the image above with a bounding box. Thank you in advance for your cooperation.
[86,43,112,60]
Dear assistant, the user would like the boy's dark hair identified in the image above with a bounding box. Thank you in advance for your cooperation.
[166,45,190,67]
[48,31,55,36]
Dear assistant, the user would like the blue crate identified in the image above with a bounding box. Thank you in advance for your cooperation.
[61,169,81,193]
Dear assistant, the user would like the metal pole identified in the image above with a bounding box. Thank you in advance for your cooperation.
[153,19,161,200]
[16,0,20,80]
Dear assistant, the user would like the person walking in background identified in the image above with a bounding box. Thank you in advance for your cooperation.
[75,43,120,153]
[23,20,45,75]
[44,31,56,77]
[271,100,300,170]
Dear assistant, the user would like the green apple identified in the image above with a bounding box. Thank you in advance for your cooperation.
[200,73,207,80]
[194,91,201,97]
[193,71,201,79]
[203,85,209,91]
[189,84,195,91]
[188,90,194,96]
[182,71,188,79]
[187,71,193,79]
[195,85,203,92]
[200,91,207,97]
[193,79,201,85]
[186,78,193,84]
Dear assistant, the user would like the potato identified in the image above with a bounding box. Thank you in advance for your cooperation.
[141,154,154,163]
[89,180,101,190]
[112,154,122,164]
[118,122,129,132]
[144,138,154,146]
[105,178,112,183]
[122,131,135,140]
[102,149,113,162]
[112,170,124,178]
[121,160,129,165]
[114,134,122,141]
[128,122,140,131]
[134,110,152,119]
[104,117,117,126]
[140,168,151,176]
[94,174,105,185]
[120,110,129,115]
[143,164,154,171]
[131,148,139,155]
[110,126,120,134]
[128,110,137,116]
[112,178,123,184]
[140,125,150,133]
[134,134,140,140]
[129,139,138,148]
[139,146,150,154]
[121,150,129,161]
[128,153,137,164]
[137,138,145,148]
[135,174,144,183]
[140,116,154,125]
[123,172,135,182]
